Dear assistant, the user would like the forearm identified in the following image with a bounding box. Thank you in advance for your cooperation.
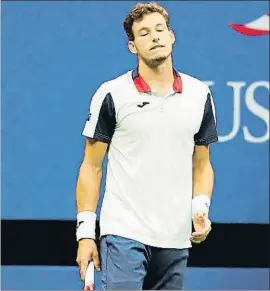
[192,160,214,199]
[76,161,102,213]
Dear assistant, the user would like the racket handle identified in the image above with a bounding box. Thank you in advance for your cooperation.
[84,261,95,290]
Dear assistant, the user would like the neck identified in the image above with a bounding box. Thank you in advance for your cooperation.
[138,57,174,92]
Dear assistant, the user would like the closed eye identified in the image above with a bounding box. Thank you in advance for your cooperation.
[140,32,149,37]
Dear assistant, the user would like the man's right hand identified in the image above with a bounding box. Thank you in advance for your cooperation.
[76,239,101,281]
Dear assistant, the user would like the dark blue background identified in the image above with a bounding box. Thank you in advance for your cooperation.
[1,1,269,289]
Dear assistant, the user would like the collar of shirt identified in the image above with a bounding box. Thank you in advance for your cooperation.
[131,67,183,96]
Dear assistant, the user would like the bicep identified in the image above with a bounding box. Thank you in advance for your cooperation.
[193,145,210,166]
[83,138,108,168]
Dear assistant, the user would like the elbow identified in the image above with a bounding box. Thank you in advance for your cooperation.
[76,161,103,193]
[193,159,213,176]
[79,160,103,178]
[76,162,102,211]
[193,157,210,169]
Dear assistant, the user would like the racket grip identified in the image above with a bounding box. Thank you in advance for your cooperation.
[84,261,95,290]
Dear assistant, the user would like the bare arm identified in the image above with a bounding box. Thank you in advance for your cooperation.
[190,144,215,243]
[190,89,218,243]
[76,82,116,281]
[76,137,108,213]
[192,144,214,199]
[76,138,108,279]
[192,89,218,207]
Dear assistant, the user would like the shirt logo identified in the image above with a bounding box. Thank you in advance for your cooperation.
[137,102,150,108]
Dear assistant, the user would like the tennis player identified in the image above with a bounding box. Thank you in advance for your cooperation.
[76,2,218,290]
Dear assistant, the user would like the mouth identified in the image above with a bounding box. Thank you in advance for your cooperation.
[150,45,165,50]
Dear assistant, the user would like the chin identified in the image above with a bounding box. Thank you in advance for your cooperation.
[149,54,169,67]
[153,54,168,61]
[140,52,171,68]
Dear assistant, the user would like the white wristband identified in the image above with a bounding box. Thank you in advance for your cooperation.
[192,194,211,216]
[76,211,96,241]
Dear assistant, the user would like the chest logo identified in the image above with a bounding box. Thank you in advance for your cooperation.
[137,102,150,108]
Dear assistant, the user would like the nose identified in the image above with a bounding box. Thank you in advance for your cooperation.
[150,28,161,43]
[152,36,160,43]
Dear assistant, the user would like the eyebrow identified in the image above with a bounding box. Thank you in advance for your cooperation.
[137,23,165,32]
[137,27,148,32]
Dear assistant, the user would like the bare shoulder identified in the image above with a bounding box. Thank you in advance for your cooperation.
[83,138,108,165]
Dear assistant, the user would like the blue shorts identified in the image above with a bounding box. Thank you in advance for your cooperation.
[100,235,189,290]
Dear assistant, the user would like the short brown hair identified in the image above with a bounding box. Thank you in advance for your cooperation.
[123,2,170,41]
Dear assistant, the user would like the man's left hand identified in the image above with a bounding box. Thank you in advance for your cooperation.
[190,211,212,244]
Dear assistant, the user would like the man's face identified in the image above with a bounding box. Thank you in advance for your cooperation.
[129,12,175,67]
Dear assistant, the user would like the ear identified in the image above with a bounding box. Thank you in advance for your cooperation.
[170,30,176,45]
[128,41,137,54]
